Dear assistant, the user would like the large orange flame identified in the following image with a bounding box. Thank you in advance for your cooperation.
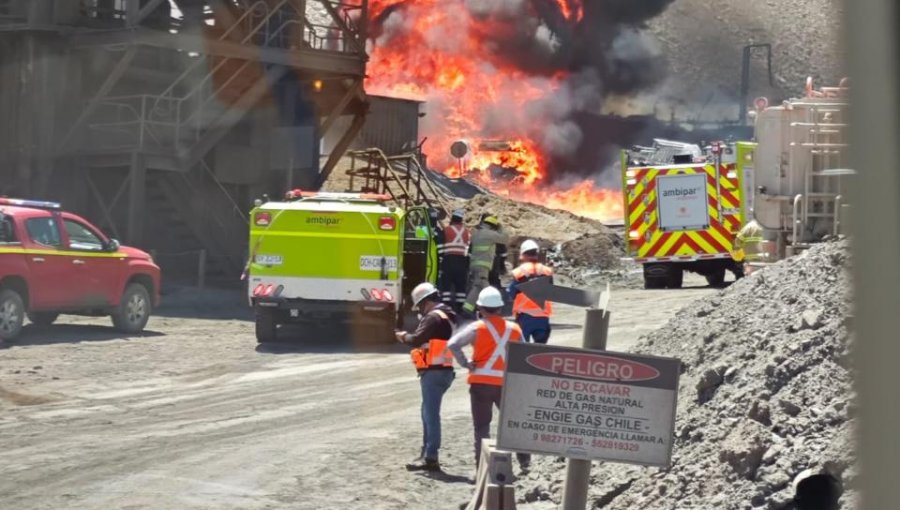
[366,0,622,222]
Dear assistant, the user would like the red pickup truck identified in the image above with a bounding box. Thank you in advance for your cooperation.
[0,198,161,342]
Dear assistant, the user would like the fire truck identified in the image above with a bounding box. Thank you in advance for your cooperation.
[622,78,851,289]
[622,140,755,288]
[245,190,439,343]
[245,149,450,343]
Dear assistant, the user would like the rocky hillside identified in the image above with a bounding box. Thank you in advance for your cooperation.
[518,240,856,509]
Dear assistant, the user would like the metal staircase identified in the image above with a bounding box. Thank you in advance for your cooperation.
[145,170,247,281]
[70,0,367,165]
[45,0,370,284]
[345,149,452,216]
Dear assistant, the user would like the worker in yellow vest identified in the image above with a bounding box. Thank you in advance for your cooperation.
[732,219,767,270]
[508,239,554,343]
[462,215,508,317]
[396,282,457,472]
[447,286,531,471]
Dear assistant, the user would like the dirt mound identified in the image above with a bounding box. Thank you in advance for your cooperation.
[518,240,856,509]
[557,233,625,270]
[454,194,612,244]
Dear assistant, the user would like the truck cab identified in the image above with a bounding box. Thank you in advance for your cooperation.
[0,198,161,342]
[246,191,438,343]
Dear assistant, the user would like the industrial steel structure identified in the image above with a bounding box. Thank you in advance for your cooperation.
[0,0,369,282]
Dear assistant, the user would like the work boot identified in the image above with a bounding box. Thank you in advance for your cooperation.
[406,458,441,472]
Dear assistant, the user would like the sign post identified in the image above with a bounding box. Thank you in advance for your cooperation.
[501,281,680,509]
[563,306,608,510]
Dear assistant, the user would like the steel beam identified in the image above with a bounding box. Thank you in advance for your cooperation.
[319,80,363,136]
[85,174,123,240]
[69,30,367,76]
[125,0,169,27]
[57,47,137,152]
[127,152,146,245]
[318,110,367,188]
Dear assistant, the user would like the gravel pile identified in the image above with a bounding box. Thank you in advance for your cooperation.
[518,240,856,509]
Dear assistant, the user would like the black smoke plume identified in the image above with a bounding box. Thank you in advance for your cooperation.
[369,0,677,183]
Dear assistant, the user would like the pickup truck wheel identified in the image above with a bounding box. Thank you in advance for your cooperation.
[255,308,277,343]
[0,289,25,341]
[27,312,59,326]
[112,283,151,333]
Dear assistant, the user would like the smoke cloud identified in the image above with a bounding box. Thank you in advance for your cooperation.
[368,0,677,183]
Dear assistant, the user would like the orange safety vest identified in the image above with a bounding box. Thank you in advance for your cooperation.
[511,262,553,318]
[410,309,455,370]
[442,224,471,257]
[468,316,522,386]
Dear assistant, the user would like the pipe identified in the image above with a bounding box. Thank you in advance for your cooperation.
[792,194,803,247]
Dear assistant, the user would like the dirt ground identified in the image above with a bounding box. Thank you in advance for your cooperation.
[0,276,716,510]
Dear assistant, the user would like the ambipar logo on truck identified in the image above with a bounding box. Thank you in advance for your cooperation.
[661,186,702,198]
[306,216,343,227]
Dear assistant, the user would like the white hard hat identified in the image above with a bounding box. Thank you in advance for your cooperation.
[411,282,439,307]
[452,208,465,219]
[520,239,540,254]
[476,287,504,308]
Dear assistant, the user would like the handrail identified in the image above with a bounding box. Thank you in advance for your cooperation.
[347,149,451,216]
[391,155,452,215]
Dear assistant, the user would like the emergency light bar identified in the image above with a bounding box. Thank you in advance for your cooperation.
[0,197,61,210]
[284,190,391,202]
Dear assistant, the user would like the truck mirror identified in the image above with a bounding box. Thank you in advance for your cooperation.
[106,239,120,252]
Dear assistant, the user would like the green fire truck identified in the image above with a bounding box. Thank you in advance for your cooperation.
[245,191,438,343]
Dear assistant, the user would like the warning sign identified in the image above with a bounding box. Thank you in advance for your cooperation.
[497,343,680,467]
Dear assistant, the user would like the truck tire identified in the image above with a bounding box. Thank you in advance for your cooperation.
[28,312,59,326]
[112,283,152,334]
[667,268,684,289]
[705,268,727,288]
[255,308,277,343]
[643,263,669,290]
[0,289,25,341]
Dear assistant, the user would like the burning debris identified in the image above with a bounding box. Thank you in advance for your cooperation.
[365,0,677,221]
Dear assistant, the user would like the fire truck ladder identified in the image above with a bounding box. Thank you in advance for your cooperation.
[786,81,851,256]
[345,149,451,216]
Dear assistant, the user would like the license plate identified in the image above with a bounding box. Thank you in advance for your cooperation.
[255,254,283,265]
[360,256,398,272]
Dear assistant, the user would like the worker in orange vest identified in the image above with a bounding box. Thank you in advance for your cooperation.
[508,239,554,344]
[437,209,471,312]
[447,286,531,471]
[396,282,457,472]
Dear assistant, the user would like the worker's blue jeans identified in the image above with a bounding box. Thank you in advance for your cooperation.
[420,369,455,460]
[516,314,551,344]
